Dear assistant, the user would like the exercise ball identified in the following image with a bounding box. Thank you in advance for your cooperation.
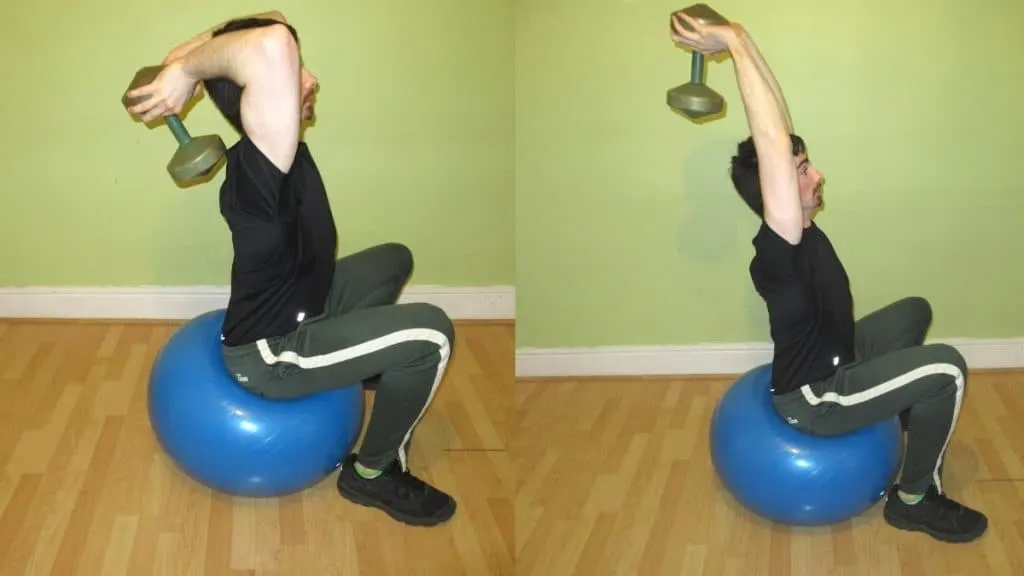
[710,364,903,526]
[148,309,364,497]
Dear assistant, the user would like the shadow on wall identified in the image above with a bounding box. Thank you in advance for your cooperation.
[152,176,225,286]
[674,130,742,262]
[674,125,771,339]
[143,91,230,286]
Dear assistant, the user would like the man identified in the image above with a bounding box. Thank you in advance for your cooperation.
[126,12,457,527]
[670,12,987,543]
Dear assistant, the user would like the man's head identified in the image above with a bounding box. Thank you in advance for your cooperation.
[203,18,319,134]
[728,134,826,221]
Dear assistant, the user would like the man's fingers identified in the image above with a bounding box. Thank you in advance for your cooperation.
[141,106,166,123]
[125,84,158,116]
[127,99,158,117]
[670,15,698,41]
[131,98,167,121]
[125,84,156,101]
[674,11,698,27]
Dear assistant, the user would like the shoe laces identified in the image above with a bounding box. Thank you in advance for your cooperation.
[388,466,430,500]
[921,489,965,520]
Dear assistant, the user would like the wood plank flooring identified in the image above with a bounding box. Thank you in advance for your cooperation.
[0,319,513,576]
[515,372,1024,576]
[5,318,1024,575]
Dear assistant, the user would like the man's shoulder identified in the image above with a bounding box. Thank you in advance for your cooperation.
[750,219,797,255]
[220,135,312,219]
[223,136,315,185]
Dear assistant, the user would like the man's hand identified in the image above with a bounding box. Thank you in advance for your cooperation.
[160,46,204,102]
[669,10,738,56]
[124,61,199,123]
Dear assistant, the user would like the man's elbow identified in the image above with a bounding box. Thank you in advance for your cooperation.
[256,23,300,65]
[260,21,299,56]
[265,10,287,23]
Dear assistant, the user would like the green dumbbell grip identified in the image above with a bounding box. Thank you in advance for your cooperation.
[690,52,706,85]
[165,115,193,145]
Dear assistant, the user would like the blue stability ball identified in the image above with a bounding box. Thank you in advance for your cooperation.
[710,364,903,526]
[148,309,365,498]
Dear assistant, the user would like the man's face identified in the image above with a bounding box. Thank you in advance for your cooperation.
[795,153,825,214]
[300,66,318,122]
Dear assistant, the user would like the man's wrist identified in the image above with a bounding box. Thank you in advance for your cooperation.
[725,23,747,56]
[165,58,193,82]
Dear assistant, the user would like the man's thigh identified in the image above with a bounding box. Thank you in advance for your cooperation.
[256,302,453,399]
[324,243,414,317]
[786,343,965,436]
[855,296,932,360]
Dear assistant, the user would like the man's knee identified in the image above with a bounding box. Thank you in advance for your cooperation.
[921,342,968,391]
[405,302,455,352]
[379,242,414,278]
[901,296,933,330]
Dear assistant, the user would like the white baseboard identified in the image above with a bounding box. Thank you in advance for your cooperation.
[0,285,515,321]
[515,338,1024,378]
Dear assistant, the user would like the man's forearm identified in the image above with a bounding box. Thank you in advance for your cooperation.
[196,11,286,43]
[726,28,789,148]
[169,11,287,60]
[177,24,283,85]
[735,27,793,132]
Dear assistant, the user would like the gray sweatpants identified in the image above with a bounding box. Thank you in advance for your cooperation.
[221,243,455,471]
[772,297,967,495]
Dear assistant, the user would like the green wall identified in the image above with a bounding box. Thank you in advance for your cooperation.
[516,0,1024,348]
[0,0,514,287]
[4,1,1023,348]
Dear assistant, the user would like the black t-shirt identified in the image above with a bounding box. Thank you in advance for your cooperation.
[218,137,338,347]
[749,221,855,395]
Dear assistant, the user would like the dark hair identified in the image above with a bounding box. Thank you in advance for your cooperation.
[728,134,806,217]
[203,18,300,134]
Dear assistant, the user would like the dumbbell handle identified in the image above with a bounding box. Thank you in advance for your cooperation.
[164,115,193,146]
[690,52,706,85]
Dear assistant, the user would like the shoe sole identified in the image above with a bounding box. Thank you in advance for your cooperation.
[883,510,987,543]
[336,477,457,528]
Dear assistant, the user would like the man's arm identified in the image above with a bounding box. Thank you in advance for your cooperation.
[176,23,301,173]
[735,28,793,133]
[164,11,288,63]
[726,26,803,245]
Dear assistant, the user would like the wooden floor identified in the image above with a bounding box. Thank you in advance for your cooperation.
[515,372,1024,576]
[0,319,513,576]
[6,319,1024,575]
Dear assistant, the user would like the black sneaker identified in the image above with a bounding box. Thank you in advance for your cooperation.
[336,453,456,527]
[882,485,987,543]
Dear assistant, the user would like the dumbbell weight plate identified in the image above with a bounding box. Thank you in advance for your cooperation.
[667,83,724,119]
[671,3,729,31]
[169,135,227,183]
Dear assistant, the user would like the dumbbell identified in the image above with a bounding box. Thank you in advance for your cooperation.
[667,4,730,121]
[122,65,226,184]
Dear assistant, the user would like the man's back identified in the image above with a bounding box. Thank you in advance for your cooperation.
[218,136,338,347]
[749,220,856,394]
